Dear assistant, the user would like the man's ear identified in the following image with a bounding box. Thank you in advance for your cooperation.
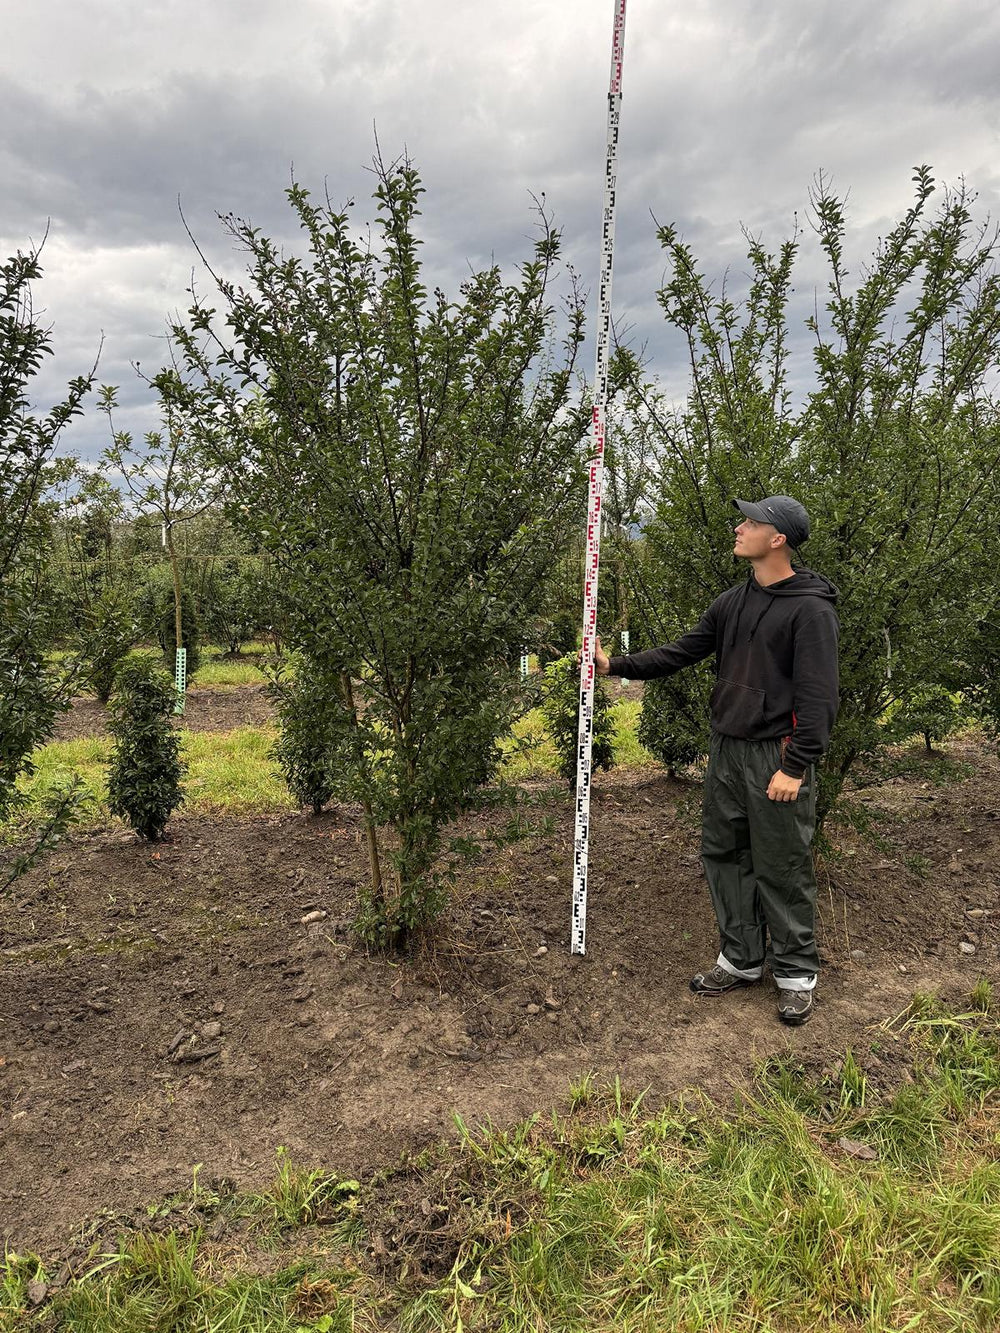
[771,531,787,549]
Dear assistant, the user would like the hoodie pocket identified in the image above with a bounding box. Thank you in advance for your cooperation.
[710,677,766,734]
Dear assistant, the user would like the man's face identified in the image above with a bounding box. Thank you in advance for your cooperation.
[733,516,783,560]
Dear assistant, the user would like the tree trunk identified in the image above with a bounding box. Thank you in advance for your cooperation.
[166,522,183,652]
[340,671,383,906]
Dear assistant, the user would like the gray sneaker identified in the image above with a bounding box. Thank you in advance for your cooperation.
[690,963,760,996]
[776,989,814,1026]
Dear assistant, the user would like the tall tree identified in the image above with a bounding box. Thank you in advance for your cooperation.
[101,373,220,703]
[53,468,141,704]
[164,153,589,944]
[615,169,1000,816]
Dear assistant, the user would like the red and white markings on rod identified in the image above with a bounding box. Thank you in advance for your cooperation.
[572,0,627,957]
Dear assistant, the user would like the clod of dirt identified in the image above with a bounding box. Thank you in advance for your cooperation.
[533,946,548,958]
[838,1137,878,1161]
[958,941,977,954]
[27,1280,48,1306]
[292,985,314,1002]
[202,1022,223,1040]
[301,910,327,925]
[291,1277,342,1321]
[174,1044,221,1064]
[525,1003,540,1015]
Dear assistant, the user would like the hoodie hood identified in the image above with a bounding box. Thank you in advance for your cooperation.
[757,568,839,601]
[729,567,839,646]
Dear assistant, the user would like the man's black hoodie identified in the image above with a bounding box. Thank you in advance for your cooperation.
[608,568,840,778]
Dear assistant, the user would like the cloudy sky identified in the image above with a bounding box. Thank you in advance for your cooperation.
[4,0,1000,465]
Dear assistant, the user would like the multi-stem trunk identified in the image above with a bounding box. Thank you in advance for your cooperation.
[340,671,383,907]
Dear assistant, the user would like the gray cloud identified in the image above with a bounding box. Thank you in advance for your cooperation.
[3,0,999,461]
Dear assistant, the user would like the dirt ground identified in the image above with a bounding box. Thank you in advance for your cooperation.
[51,683,276,742]
[2,705,997,1260]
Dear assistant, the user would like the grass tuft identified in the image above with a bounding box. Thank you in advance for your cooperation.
[249,1148,360,1234]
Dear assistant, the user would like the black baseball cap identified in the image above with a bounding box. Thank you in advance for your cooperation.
[733,495,810,547]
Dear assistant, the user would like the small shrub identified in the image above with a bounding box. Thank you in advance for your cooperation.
[106,654,185,840]
[203,560,263,655]
[353,875,450,952]
[638,669,711,775]
[268,656,354,814]
[884,684,967,752]
[83,587,138,704]
[541,653,615,788]
[137,577,202,677]
[536,609,579,668]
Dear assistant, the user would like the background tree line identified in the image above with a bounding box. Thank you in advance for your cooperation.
[49,487,291,696]
[3,160,999,939]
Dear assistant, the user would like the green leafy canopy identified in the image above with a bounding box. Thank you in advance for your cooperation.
[162,151,590,944]
[612,168,1000,816]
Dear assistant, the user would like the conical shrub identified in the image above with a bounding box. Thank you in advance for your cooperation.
[107,654,185,840]
[541,653,616,788]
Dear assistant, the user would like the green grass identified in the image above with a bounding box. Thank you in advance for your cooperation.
[18,727,293,821]
[4,992,998,1332]
[500,700,652,783]
[183,728,293,812]
[134,643,270,689]
[610,699,654,767]
[499,709,560,781]
[21,735,110,803]
[50,644,271,689]
[191,656,269,688]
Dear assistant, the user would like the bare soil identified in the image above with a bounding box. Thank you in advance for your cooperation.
[2,711,997,1259]
[52,684,275,742]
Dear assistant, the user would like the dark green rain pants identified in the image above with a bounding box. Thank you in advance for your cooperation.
[701,734,820,983]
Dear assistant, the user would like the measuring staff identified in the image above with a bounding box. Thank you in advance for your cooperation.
[571,0,628,956]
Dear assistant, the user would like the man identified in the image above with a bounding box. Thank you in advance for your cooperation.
[592,496,839,1026]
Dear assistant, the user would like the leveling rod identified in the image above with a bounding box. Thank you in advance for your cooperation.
[572,0,627,956]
